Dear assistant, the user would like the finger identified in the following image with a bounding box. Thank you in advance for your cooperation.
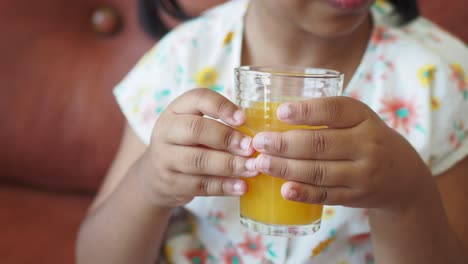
[276,96,374,128]
[255,154,356,187]
[159,172,248,197]
[165,145,259,178]
[281,181,356,206]
[168,88,245,126]
[252,129,357,160]
[165,115,255,156]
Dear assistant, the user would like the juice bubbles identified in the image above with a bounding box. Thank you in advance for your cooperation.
[239,102,323,226]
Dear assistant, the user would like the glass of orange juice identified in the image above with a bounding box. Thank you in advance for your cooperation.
[235,66,343,236]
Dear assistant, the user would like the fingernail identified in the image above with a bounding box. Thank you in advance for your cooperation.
[245,158,257,173]
[240,136,252,152]
[256,155,270,171]
[233,181,245,194]
[287,188,298,200]
[232,110,245,124]
[277,104,292,120]
[253,134,269,151]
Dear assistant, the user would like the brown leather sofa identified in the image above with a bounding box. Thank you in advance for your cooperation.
[0,0,466,263]
[0,0,152,263]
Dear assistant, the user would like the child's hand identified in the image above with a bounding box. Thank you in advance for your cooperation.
[251,96,433,210]
[141,88,258,208]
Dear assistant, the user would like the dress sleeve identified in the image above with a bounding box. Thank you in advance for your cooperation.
[113,32,183,145]
[427,36,468,175]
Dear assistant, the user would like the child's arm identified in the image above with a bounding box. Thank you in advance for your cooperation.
[76,124,172,264]
[369,158,468,264]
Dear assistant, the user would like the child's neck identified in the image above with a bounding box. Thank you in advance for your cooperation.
[242,2,373,88]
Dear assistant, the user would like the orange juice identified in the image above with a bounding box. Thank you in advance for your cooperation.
[239,102,323,226]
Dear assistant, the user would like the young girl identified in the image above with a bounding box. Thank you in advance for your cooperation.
[77,0,468,263]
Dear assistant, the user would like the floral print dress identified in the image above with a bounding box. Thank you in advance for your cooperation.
[113,0,468,263]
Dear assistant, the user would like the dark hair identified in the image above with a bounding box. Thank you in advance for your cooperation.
[137,0,192,38]
[390,0,420,24]
[138,0,420,38]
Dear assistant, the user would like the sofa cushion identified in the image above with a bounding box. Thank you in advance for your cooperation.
[0,184,92,264]
[0,0,153,193]
[420,0,468,42]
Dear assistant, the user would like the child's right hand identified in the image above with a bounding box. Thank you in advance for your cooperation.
[139,88,258,208]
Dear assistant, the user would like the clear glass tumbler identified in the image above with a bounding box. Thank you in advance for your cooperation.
[235,66,343,236]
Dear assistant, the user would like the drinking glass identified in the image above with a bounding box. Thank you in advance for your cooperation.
[235,66,343,236]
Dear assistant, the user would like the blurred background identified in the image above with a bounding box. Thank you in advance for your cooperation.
[0,0,466,263]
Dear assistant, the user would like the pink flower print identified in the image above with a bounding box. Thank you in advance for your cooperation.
[379,97,421,134]
[222,246,243,264]
[323,207,335,220]
[349,233,371,246]
[450,64,468,99]
[357,56,394,83]
[370,26,397,48]
[237,233,266,259]
[377,55,395,80]
[348,233,371,255]
[142,103,158,124]
[427,32,442,43]
[184,247,208,264]
[365,252,375,264]
[207,210,226,233]
[378,55,395,70]
[449,121,467,149]
[287,226,303,236]
[349,91,362,100]
[141,89,172,123]
[364,72,374,83]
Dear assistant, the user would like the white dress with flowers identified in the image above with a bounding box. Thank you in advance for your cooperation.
[113,0,468,263]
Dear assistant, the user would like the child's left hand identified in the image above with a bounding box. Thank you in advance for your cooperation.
[252,96,434,210]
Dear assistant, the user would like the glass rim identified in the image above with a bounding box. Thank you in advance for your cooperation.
[235,65,343,79]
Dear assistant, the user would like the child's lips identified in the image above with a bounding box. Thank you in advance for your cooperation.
[327,0,368,10]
